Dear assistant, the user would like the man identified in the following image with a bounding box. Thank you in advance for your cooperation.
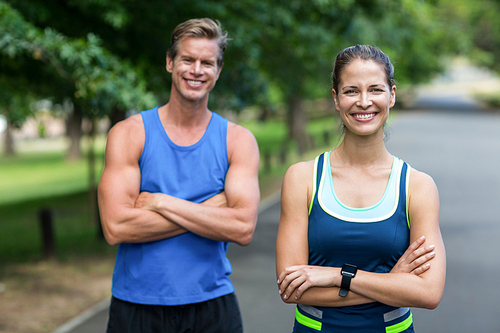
[98,18,260,332]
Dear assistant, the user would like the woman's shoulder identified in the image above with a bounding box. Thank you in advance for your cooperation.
[408,167,439,205]
[409,168,437,188]
[281,159,315,194]
[286,159,316,178]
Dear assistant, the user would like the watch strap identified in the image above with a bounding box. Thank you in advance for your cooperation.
[339,273,352,297]
[338,264,357,297]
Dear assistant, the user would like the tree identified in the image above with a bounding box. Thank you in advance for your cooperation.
[434,0,500,72]
[3,0,461,157]
[1,1,156,157]
[217,0,455,154]
[1,1,157,235]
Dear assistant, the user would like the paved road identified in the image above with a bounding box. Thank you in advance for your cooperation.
[56,63,500,332]
[235,110,500,333]
[385,111,500,332]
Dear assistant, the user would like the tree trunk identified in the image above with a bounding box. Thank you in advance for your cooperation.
[287,96,308,156]
[66,105,83,160]
[109,106,126,129]
[87,118,104,239]
[4,117,15,156]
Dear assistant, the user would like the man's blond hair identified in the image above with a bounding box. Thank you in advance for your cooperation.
[167,18,229,69]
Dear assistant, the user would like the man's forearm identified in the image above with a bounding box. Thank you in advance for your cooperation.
[99,195,188,245]
[136,191,257,246]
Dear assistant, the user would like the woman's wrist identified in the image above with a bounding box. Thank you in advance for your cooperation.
[334,267,343,287]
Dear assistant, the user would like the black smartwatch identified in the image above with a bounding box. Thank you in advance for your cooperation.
[339,263,358,297]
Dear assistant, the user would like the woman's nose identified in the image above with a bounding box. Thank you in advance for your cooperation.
[357,92,373,109]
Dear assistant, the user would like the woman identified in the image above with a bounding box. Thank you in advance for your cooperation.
[276,45,446,332]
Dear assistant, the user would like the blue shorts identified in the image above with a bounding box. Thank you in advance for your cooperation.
[107,293,243,333]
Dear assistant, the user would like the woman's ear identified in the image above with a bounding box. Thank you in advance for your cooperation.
[332,89,340,112]
[389,85,397,108]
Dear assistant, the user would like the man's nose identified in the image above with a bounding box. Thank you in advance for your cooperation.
[190,61,203,75]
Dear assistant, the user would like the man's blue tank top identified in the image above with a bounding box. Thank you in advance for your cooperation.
[294,152,414,333]
[111,106,233,306]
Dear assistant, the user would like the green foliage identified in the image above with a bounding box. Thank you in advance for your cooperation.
[436,0,500,72]
[2,0,465,116]
[0,1,157,120]
[241,115,338,155]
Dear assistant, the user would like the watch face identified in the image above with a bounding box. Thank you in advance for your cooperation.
[342,264,357,274]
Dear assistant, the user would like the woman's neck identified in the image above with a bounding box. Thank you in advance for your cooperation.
[333,130,392,168]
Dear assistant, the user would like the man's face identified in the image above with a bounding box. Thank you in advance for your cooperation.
[167,37,222,103]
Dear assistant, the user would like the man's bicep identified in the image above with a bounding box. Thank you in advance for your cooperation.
[224,125,260,211]
[99,161,141,210]
[98,122,143,222]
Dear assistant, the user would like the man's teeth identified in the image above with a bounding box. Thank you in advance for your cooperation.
[187,80,202,85]
[354,113,375,119]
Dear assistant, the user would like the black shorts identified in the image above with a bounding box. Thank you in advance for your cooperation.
[107,293,243,333]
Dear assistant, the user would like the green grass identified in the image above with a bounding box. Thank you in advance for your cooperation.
[241,116,339,155]
[0,136,106,205]
[0,117,340,262]
[0,151,103,204]
[474,92,500,109]
[0,191,116,263]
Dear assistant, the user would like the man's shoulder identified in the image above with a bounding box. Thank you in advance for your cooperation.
[226,120,255,140]
[108,114,145,145]
[226,121,258,156]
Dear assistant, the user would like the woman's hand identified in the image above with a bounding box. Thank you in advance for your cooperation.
[277,236,436,302]
[277,265,340,301]
[391,236,436,275]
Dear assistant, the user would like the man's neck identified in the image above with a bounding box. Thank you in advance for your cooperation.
[157,100,212,147]
[159,91,211,128]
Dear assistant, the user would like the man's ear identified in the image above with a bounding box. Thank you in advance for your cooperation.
[216,64,223,80]
[166,53,173,73]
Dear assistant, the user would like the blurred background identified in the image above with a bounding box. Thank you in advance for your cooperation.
[1,0,500,332]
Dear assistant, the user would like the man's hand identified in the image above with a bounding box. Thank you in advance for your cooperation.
[135,191,228,212]
[135,192,158,211]
[202,191,228,207]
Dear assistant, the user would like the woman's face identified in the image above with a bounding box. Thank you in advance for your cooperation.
[333,59,396,138]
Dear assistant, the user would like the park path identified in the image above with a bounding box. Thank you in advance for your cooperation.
[55,60,500,333]
[383,61,500,332]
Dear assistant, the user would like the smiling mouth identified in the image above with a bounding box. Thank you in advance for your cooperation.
[353,113,376,119]
[186,79,204,86]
